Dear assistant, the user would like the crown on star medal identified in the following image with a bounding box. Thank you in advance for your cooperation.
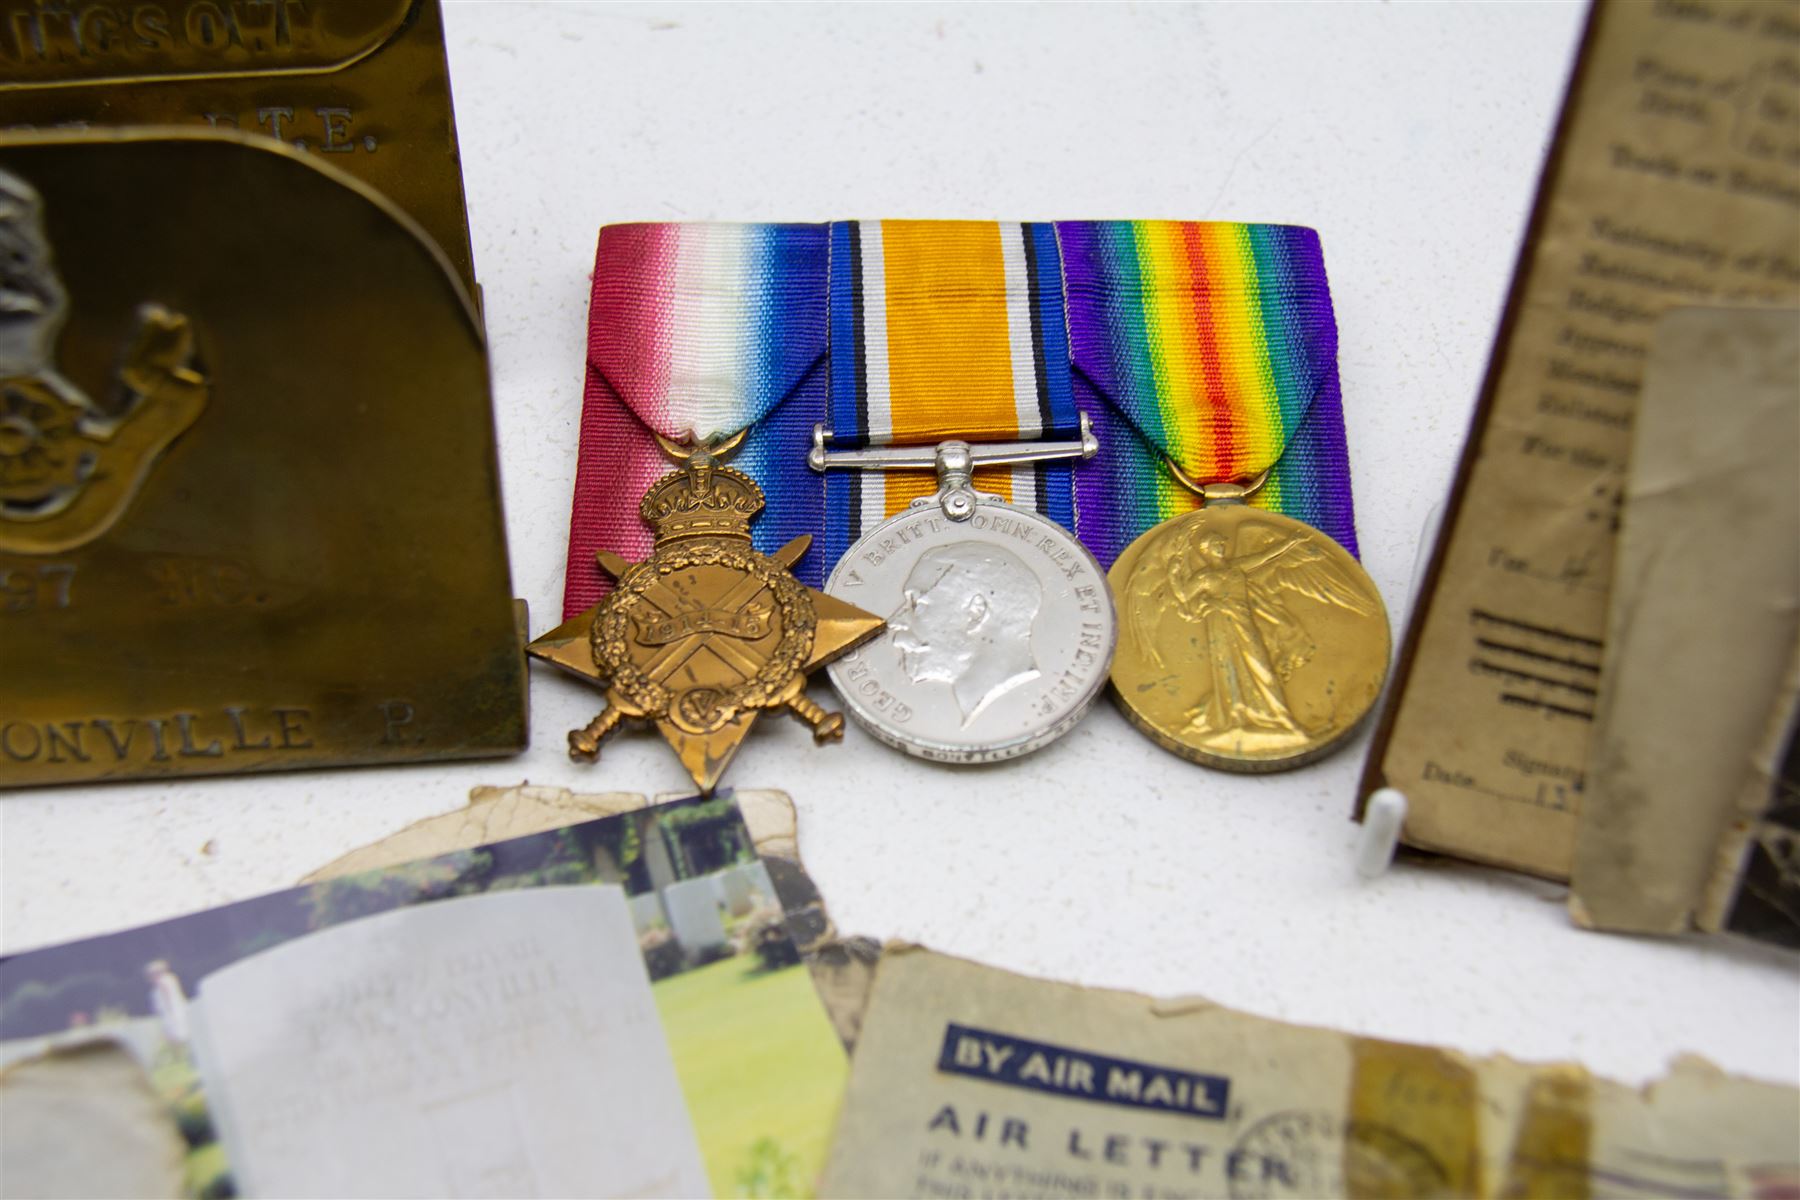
[526,436,886,792]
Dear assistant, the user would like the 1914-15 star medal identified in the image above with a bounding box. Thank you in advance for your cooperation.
[528,434,884,792]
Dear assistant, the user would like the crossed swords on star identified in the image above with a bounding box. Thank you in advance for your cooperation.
[568,536,841,758]
[617,549,781,684]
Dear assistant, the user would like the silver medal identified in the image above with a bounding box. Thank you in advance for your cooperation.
[811,418,1117,763]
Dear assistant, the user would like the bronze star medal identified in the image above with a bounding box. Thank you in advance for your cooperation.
[528,432,884,792]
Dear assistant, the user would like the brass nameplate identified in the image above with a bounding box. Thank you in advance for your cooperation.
[0,129,525,787]
[0,0,478,295]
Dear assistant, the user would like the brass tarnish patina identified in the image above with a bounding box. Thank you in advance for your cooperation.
[1,170,208,553]
[1108,475,1390,773]
[0,130,526,788]
[529,435,885,793]
[0,0,479,295]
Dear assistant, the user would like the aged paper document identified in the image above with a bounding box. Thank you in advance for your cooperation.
[1,793,848,1199]
[821,948,1800,1200]
[1570,308,1800,934]
[305,785,882,1050]
[1362,0,1800,877]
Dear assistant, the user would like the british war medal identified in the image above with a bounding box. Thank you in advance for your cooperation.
[816,421,1117,764]
[809,222,1119,763]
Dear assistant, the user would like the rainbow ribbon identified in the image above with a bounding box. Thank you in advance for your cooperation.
[1059,220,1356,567]
[564,220,1357,620]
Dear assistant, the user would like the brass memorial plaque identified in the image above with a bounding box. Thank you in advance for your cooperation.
[0,0,478,295]
[0,129,525,787]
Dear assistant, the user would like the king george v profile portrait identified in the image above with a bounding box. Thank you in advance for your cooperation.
[888,542,1043,724]
[0,168,209,555]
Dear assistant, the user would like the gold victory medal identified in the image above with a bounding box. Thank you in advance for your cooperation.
[1109,488,1389,772]
[529,436,884,792]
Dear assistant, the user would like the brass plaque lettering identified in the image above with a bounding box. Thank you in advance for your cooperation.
[0,2,413,86]
[0,0,478,295]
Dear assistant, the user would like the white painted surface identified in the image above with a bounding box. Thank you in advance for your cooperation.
[4,2,1795,1090]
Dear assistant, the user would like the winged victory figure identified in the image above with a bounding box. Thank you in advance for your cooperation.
[1126,518,1377,746]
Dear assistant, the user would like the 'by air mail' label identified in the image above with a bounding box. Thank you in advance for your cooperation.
[938,1024,1229,1121]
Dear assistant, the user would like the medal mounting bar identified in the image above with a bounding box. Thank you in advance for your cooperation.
[808,412,1098,520]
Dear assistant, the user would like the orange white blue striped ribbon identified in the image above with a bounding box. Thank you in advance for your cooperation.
[822,220,1080,566]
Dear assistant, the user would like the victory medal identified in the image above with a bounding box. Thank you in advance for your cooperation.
[529,433,885,792]
[1108,471,1390,773]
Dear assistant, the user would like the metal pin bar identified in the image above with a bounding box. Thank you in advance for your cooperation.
[808,411,1098,472]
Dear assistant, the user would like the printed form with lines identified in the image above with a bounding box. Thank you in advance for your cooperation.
[1365,0,1800,880]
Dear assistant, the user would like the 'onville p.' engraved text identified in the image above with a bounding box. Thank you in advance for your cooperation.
[1,703,314,766]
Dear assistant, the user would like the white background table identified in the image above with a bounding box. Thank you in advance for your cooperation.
[5,1,1795,1091]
